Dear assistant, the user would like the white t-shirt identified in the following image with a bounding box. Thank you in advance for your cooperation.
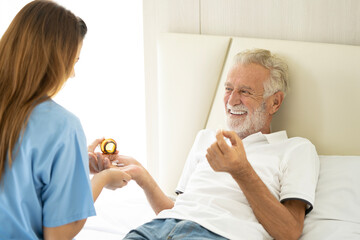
[157,129,320,240]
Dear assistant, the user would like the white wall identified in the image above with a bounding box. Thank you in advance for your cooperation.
[143,0,360,180]
[0,0,146,165]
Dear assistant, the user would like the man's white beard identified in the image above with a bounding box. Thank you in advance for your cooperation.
[225,102,267,139]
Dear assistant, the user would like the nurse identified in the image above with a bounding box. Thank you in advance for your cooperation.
[0,1,130,239]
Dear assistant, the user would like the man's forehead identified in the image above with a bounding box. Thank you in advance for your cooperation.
[225,76,263,90]
[226,64,269,86]
[229,63,269,76]
[224,81,253,89]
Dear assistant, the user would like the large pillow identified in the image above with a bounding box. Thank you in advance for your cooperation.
[301,155,360,239]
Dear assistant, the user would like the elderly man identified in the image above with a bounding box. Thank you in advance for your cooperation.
[90,49,319,240]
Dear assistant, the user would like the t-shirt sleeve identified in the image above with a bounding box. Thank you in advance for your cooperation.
[41,118,96,227]
[279,139,320,214]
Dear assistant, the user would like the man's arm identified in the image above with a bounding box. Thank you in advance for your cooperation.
[108,155,174,214]
[133,166,175,214]
[87,139,174,214]
[231,167,306,240]
[206,130,306,240]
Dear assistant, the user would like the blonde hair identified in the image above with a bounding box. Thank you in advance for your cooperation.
[0,0,87,181]
[232,49,289,98]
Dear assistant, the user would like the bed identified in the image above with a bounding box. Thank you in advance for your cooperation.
[76,33,360,239]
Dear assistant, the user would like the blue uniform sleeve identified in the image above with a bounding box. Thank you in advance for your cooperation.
[41,118,96,227]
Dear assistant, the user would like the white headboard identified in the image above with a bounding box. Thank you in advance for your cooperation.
[157,33,360,196]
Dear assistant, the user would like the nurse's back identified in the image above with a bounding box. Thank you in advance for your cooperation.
[0,100,93,239]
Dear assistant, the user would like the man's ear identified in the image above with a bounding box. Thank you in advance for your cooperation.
[269,91,284,115]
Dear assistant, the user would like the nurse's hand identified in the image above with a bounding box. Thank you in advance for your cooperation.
[91,167,132,199]
[103,168,132,190]
[88,138,113,173]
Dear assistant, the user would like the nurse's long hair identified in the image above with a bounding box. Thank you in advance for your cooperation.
[0,0,87,181]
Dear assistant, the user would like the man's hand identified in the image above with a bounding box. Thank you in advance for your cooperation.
[206,130,250,178]
[114,155,149,188]
[112,155,174,214]
[87,138,149,185]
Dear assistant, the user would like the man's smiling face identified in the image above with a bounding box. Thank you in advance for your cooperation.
[224,63,271,139]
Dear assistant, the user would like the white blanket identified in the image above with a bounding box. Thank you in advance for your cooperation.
[76,181,155,239]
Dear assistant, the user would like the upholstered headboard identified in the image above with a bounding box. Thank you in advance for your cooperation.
[157,33,360,197]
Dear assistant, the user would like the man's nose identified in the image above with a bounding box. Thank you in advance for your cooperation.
[228,91,242,106]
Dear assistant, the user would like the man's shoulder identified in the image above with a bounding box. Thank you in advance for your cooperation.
[197,129,216,137]
[286,136,314,147]
[192,129,218,150]
[282,136,318,159]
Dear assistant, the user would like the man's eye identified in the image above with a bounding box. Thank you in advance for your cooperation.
[225,87,232,92]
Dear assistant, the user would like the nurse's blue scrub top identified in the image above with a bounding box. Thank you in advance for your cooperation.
[0,99,96,239]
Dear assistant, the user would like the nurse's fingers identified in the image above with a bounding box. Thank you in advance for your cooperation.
[88,152,99,173]
[88,137,105,152]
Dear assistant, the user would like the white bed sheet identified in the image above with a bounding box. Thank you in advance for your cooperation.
[76,155,360,239]
[75,181,155,240]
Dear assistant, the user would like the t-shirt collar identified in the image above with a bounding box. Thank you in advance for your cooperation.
[242,130,288,145]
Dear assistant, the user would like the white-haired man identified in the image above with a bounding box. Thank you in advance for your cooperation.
[90,49,320,240]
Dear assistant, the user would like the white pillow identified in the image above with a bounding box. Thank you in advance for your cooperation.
[301,155,360,239]
[301,220,360,239]
[308,155,360,223]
